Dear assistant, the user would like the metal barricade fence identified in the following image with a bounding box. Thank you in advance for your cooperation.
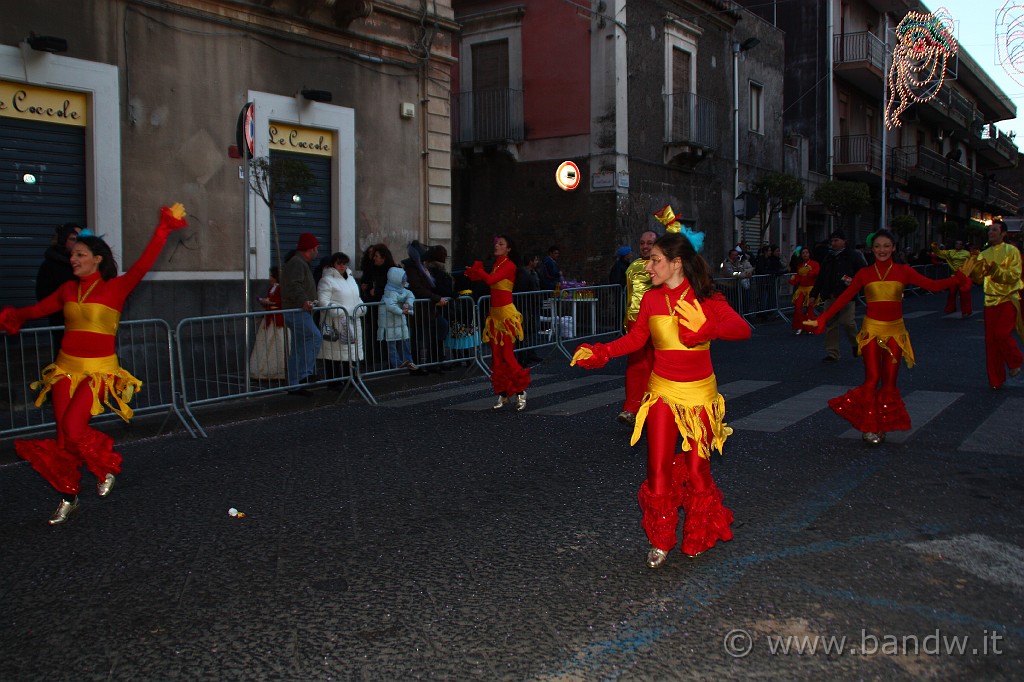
[713,277,756,328]
[175,306,355,435]
[550,284,625,358]
[2,318,191,439]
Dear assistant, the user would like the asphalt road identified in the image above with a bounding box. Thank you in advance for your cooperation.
[1,288,1021,680]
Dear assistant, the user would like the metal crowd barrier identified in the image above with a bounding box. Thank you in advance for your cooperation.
[175,306,356,435]
[1,318,192,439]
[548,284,625,358]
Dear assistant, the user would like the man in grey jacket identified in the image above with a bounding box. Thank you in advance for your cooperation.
[281,232,322,387]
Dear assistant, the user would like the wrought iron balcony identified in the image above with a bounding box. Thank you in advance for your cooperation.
[663,91,717,152]
[452,88,524,146]
[833,31,885,94]
[833,134,882,177]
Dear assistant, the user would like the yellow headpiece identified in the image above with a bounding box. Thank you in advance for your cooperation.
[653,204,681,234]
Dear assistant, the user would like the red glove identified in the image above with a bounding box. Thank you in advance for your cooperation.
[464,260,485,281]
[0,306,22,336]
[679,315,718,347]
[157,203,189,234]
[570,343,609,369]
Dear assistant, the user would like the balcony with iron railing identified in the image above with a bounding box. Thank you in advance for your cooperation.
[833,31,885,93]
[663,92,717,160]
[452,88,524,146]
[896,145,1018,212]
[980,122,1019,167]
[833,134,882,180]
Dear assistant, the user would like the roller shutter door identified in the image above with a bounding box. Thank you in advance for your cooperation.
[270,150,331,264]
[0,117,86,308]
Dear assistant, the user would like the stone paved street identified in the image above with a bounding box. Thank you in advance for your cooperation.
[1,291,1022,680]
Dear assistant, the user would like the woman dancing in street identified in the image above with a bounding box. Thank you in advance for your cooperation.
[465,235,531,410]
[789,246,820,334]
[0,204,188,524]
[805,229,973,445]
[572,230,750,568]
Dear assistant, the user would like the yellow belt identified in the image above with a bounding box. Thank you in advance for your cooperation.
[631,372,731,460]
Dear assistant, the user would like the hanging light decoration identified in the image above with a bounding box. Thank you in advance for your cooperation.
[885,8,959,129]
[996,1,1024,88]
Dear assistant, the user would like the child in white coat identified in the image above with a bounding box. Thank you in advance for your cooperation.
[378,266,426,374]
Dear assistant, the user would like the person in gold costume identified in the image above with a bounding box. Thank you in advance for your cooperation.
[932,239,973,317]
[969,220,1023,389]
[617,226,658,426]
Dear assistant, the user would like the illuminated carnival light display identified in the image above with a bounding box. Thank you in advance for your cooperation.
[885,8,959,129]
[996,1,1024,88]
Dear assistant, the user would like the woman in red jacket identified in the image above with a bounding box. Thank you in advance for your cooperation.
[465,235,531,410]
[572,230,751,568]
[789,246,820,334]
[0,205,188,524]
[806,229,973,445]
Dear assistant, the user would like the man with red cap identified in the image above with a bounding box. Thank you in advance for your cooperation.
[281,232,322,389]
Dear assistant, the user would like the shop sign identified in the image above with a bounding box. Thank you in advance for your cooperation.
[0,81,87,126]
[268,122,332,156]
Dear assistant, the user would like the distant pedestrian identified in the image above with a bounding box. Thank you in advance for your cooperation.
[378,266,426,375]
[788,247,819,334]
[809,230,867,362]
[539,245,562,290]
[608,245,632,288]
[35,222,82,347]
[317,252,364,384]
[280,232,322,388]
[250,266,288,380]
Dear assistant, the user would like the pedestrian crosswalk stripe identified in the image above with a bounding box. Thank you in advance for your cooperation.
[730,386,849,432]
[531,388,624,416]
[450,373,622,411]
[383,374,551,407]
[717,380,780,400]
[958,397,1024,456]
[840,389,963,443]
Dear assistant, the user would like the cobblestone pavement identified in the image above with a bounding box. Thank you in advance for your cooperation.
[1,291,1022,680]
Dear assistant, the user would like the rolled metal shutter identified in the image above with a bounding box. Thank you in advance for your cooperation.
[0,117,87,308]
[269,150,331,264]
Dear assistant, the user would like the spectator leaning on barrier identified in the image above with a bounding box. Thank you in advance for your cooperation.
[809,229,868,363]
[317,251,364,385]
[281,232,322,389]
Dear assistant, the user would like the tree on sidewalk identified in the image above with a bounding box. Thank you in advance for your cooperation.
[752,171,805,244]
[813,179,870,234]
[248,155,316,273]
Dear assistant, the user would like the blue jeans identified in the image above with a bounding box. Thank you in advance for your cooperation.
[387,339,413,368]
[285,310,322,383]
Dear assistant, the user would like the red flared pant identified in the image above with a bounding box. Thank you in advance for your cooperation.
[983,301,1024,388]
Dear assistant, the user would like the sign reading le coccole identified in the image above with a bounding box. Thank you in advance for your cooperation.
[555,161,580,191]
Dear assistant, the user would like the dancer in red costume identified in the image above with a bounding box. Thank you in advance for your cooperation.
[789,246,820,334]
[805,229,973,445]
[0,204,188,524]
[465,235,531,411]
[572,231,750,568]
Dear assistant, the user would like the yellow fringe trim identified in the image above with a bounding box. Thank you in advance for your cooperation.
[857,317,914,368]
[631,372,731,460]
[31,352,143,422]
[483,304,524,346]
[792,285,813,304]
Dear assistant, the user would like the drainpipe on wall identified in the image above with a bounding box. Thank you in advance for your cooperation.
[614,0,628,198]
[879,13,889,231]
[419,61,429,244]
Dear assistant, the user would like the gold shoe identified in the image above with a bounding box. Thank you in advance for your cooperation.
[515,391,527,411]
[48,497,80,525]
[97,473,116,498]
[493,395,509,410]
[646,547,669,569]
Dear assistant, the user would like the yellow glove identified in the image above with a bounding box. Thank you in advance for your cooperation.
[958,255,978,278]
[674,298,706,333]
[570,346,593,366]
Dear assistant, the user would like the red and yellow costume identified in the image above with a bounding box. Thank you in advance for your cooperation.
[0,207,187,495]
[970,242,1024,388]
[789,257,819,331]
[465,256,531,396]
[814,261,962,434]
[933,244,973,316]
[575,281,750,556]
